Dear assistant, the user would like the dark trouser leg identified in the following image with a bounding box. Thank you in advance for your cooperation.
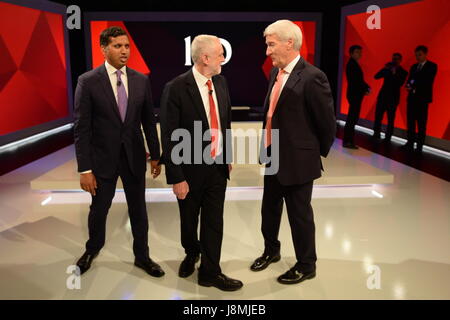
[406,96,417,145]
[261,173,284,256]
[385,104,397,141]
[177,187,202,257]
[373,99,386,137]
[416,102,429,148]
[198,165,227,276]
[119,148,150,261]
[283,181,316,272]
[85,175,118,254]
[344,95,363,144]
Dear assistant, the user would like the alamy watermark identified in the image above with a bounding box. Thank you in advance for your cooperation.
[168,121,279,175]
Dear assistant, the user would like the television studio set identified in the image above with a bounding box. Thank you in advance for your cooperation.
[0,0,448,311]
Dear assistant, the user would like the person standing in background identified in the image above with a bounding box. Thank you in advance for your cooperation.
[372,53,408,142]
[402,45,438,153]
[343,45,370,149]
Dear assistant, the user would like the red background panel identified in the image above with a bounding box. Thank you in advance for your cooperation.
[0,2,69,136]
[340,0,450,140]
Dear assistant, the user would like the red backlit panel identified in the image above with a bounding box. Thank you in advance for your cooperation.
[340,0,450,140]
[0,1,69,136]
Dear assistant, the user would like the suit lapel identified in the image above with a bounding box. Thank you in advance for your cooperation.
[263,68,278,116]
[274,58,305,113]
[186,70,209,129]
[212,76,228,131]
[98,64,123,123]
[124,68,134,124]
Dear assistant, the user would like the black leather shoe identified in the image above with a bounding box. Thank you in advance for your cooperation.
[198,273,243,291]
[179,255,200,278]
[250,254,281,272]
[76,251,98,275]
[277,266,316,285]
[343,142,359,149]
[134,258,165,277]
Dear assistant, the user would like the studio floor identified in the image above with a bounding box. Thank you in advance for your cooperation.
[0,126,449,299]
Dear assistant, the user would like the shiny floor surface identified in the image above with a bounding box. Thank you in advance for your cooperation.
[0,139,449,300]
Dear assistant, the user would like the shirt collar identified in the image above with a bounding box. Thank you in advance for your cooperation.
[192,65,211,87]
[105,60,127,76]
[282,54,301,74]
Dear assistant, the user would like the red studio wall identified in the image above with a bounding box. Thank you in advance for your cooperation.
[0,1,69,136]
[339,0,450,140]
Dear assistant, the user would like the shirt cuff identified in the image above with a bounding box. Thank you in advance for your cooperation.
[80,170,92,174]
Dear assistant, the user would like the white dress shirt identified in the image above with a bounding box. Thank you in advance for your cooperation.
[270,54,301,101]
[105,60,128,102]
[79,61,129,174]
[417,60,427,71]
[192,66,223,156]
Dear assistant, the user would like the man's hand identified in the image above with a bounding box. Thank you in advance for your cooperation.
[228,164,233,173]
[80,172,97,196]
[150,160,161,179]
[173,181,189,200]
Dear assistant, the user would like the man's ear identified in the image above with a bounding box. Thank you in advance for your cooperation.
[287,38,294,51]
[101,45,107,57]
[201,54,208,66]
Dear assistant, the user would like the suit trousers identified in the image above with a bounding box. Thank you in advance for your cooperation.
[261,174,316,272]
[177,164,227,276]
[373,99,398,140]
[406,95,429,147]
[85,145,150,261]
[344,95,364,144]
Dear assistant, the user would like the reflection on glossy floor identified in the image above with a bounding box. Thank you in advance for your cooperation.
[0,139,449,300]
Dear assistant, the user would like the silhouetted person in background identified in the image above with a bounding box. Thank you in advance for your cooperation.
[372,53,408,142]
[402,45,438,153]
[343,45,371,149]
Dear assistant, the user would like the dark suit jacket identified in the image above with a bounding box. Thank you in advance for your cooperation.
[261,57,336,186]
[346,57,370,100]
[406,60,438,103]
[73,64,161,179]
[159,69,232,185]
[374,64,408,106]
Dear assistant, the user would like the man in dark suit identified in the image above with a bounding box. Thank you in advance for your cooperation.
[343,45,371,149]
[73,26,165,277]
[250,20,336,285]
[160,35,243,291]
[372,53,408,142]
[402,45,438,152]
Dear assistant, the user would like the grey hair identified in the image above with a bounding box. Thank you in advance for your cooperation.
[263,20,303,51]
[191,34,220,63]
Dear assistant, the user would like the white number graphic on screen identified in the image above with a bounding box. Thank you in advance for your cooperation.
[184,36,232,66]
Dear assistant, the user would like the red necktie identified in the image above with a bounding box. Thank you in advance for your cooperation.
[265,69,286,148]
[206,80,219,158]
